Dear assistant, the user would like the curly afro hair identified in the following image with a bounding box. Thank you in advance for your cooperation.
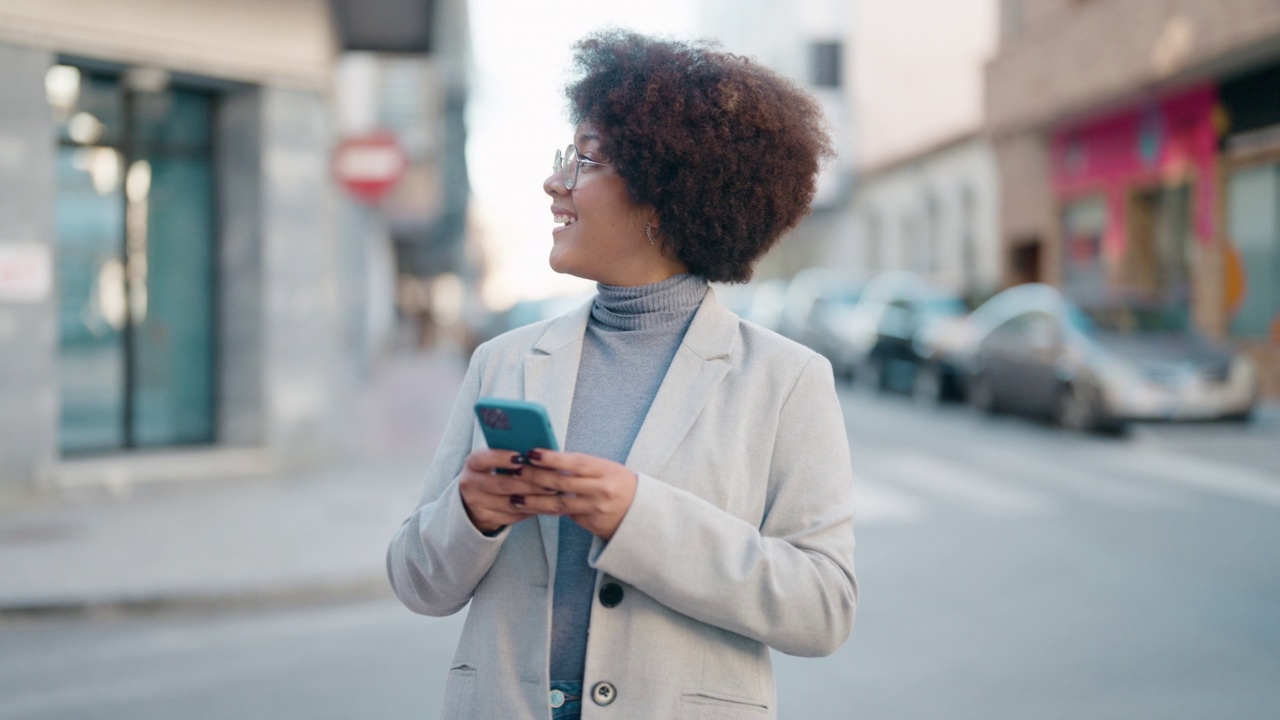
[566,30,834,283]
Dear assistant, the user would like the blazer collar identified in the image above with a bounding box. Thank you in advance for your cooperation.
[524,288,739,572]
[624,287,736,474]
[524,299,590,577]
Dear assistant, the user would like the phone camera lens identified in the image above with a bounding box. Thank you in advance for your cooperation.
[480,408,511,430]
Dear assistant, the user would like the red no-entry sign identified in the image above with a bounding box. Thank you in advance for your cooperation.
[333,132,408,204]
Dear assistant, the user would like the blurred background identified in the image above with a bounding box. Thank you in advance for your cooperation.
[0,0,1278,718]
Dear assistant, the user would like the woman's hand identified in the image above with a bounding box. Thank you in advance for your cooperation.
[458,449,559,534]
[517,450,638,540]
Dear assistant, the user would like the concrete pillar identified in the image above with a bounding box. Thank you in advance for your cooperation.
[0,43,57,490]
[217,89,267,447]
[260,87,349,465]
[218,86,354,466]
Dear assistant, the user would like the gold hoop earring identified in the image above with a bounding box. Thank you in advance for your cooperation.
[645,222,659,245]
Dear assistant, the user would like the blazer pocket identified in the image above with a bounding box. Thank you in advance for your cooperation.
[680,689,771,718]
[444,662,478,718]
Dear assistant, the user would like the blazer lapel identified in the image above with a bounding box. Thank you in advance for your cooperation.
[625,288,738,479]
[523,299,592,575]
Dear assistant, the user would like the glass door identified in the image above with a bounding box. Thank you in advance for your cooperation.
[52,66,217,453]
[1227,164,1280,338]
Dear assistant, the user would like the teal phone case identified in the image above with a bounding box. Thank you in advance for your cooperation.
[474,397,560,455]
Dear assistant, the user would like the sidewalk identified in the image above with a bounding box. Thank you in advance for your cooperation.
[0,349,468,614]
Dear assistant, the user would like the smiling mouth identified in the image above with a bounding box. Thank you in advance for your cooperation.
[554,214,576,227]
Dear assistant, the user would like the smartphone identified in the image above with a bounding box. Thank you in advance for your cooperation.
[474,397,560,456]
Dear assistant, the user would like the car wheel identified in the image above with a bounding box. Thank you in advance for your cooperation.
[912,362,943,406]
[1221,407,1254,423]
[967,371,996,414]
[860,356,888,393]
[1055,382,1124,434]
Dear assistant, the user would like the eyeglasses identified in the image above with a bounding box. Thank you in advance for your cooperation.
[552,144,610,190]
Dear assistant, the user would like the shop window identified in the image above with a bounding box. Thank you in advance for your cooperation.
[863,211,882,272]
[50,64,217,453]
[1061,196,1107,300]
[1000,0,1023,40]
[808,41,842,89]
[1227,164,1280,339]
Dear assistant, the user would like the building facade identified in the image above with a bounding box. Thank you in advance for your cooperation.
[695,0,857,280]
[986,0,1280,397]
[840,0,1000,298]
[849,135,1001,300]
[0,1,360,491]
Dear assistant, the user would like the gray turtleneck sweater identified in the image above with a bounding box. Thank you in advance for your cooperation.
[550,273,709,685]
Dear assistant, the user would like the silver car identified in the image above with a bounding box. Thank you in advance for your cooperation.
[958,284,1258,432]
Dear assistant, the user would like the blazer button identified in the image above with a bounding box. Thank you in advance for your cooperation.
[598,582,624,608]
[591,681,617,706]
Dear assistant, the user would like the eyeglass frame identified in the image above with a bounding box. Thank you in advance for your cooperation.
[552,144,610,190]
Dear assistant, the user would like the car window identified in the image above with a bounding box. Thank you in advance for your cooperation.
[916,296,968,318]
[1078,305,1190,333]
[986,311,1055,350]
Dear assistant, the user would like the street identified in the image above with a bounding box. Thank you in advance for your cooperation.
[2,384,1278,720]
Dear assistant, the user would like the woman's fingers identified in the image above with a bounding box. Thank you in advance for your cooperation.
[465,448,526,474]
[487,472,560,496]
[516,464,602,496]
[525,449,601,475]
[514,490,594,517]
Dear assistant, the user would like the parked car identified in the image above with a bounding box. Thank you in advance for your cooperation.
[716,278,788,331]
[831,271,968,391]
[470,292,592,348]
[775,268,861,342]
[765,268,863,368]
[958,284,1258,432]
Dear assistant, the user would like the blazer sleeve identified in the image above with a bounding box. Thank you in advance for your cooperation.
[589,353,858,657]
[386,343,511,616]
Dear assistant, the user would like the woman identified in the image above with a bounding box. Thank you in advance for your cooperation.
[387,30,857,720]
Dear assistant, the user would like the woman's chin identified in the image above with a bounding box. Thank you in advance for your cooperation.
[547,246,580,277]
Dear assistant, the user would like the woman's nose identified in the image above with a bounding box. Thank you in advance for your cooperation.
[544,170,567,196]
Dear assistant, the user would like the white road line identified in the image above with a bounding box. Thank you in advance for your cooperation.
[869,453,1057,516]
[852,475,926,524]
[1098,447,1280,508]
[967,446,1188,511]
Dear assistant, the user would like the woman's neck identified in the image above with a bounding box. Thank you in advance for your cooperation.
[592,274,707,331]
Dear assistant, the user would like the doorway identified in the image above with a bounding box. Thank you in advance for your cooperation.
[1125,183,1193,316]
[1009,238,1043,285]
[52,65,217,453]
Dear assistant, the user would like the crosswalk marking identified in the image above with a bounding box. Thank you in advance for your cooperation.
[964,446,1188,511]
[1102,446,1280,508]
[867,453,1057,516]
[849,441,1280,525]
[851,476,925,523]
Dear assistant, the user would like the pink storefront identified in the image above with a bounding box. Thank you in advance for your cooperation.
[1048,84,1220,313]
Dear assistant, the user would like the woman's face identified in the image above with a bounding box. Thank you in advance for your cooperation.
[543,125,679,285]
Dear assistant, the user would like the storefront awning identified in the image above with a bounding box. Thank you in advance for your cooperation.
[329,0,436,54]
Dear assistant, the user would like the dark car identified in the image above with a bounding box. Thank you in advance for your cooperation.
[832,271,968,391]
[959,284,1259,432]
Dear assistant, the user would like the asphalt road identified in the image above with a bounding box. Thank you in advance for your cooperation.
[2,385,1278,720]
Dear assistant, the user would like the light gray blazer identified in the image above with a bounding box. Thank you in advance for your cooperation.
[387,288,857,720]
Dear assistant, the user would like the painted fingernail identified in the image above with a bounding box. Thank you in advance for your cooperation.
[509,494,526,507]
[527,450,543,461]
[511,454,525,464]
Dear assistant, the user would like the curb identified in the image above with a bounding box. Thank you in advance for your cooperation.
[0,575,393,622]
